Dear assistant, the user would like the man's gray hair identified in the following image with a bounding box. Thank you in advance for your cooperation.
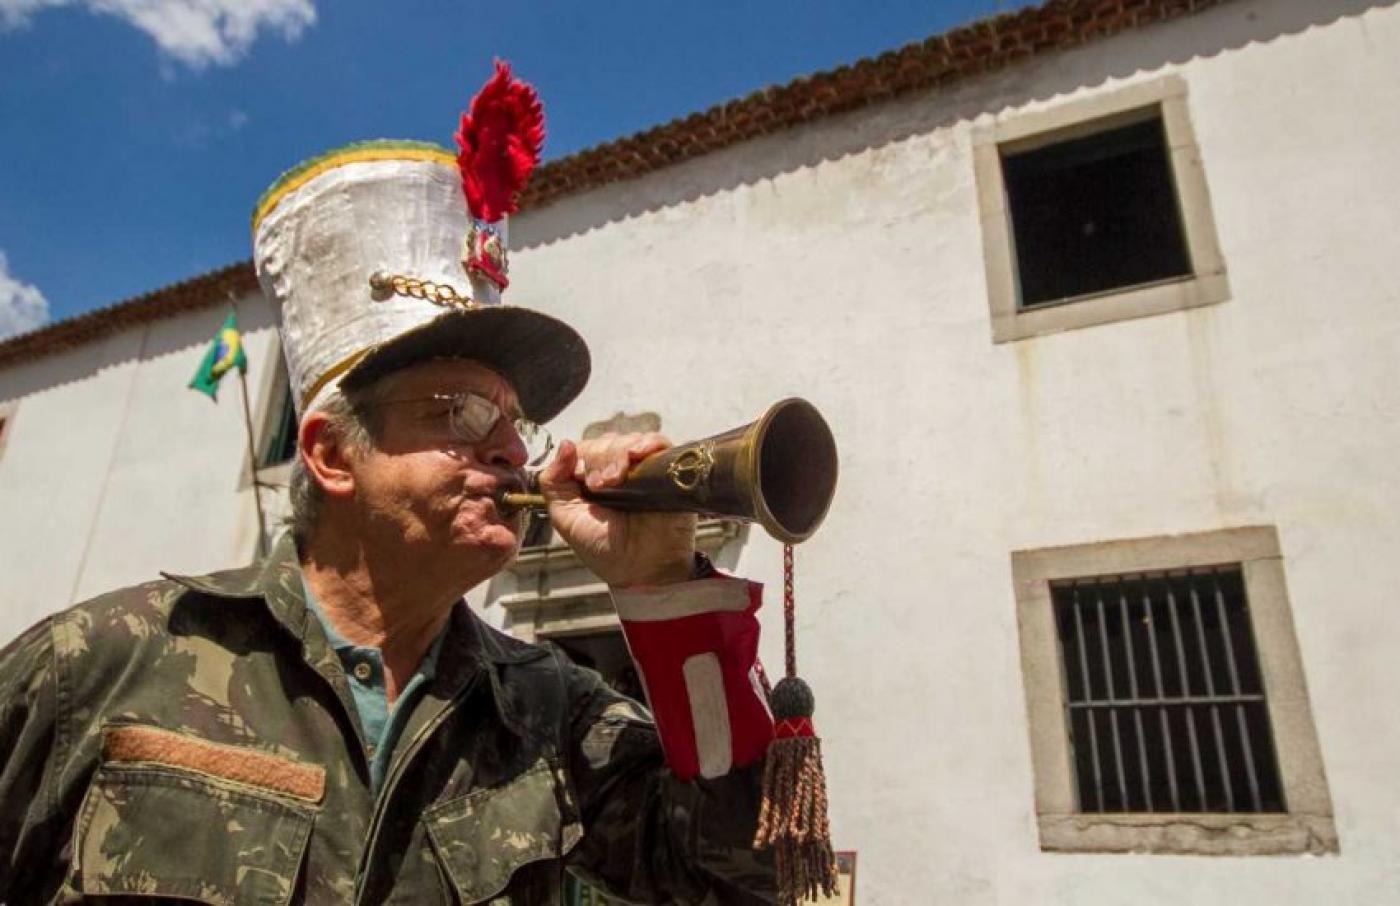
[286,387,379,544]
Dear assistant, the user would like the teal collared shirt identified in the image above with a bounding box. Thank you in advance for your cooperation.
[300,575,447,795]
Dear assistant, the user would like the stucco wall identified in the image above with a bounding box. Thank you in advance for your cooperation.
[0,293,278,641]
[496,1,1399,902]
[0,0,1397,902]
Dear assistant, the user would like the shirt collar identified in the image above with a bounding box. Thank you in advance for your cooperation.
[298,569,446,682]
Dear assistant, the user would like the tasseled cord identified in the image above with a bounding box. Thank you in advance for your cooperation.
[753,544,838,905]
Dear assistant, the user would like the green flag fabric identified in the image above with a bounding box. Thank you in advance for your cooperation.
[189,311,248,401]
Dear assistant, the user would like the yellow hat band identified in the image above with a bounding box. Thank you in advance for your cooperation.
[299,348,370,414]
[253,140,456,232]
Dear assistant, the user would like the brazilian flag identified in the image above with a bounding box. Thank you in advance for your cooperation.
[189,311,248,400]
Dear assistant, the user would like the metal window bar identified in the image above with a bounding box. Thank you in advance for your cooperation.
[1141,582,1181,811]
[1094,587,1130,809]
[1117,587,1154,811]
[1071,587,1104,812]
[1189,582,1235,811]
[1212,571,1267,811]
[1164,580,1209,810]
[1052,566,1284,815]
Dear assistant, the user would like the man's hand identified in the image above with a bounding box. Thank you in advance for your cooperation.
[536,433,697,588]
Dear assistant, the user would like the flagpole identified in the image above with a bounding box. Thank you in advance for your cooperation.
[236,367,270,558]
[222,295,271,559]
[232,369,267,560]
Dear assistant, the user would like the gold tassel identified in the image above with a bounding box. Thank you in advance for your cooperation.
[753,678,838,906]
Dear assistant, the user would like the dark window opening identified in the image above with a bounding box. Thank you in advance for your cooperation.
[520,509,554,549]
[1052,565,1286,815]
[1002,111,1191,308]
[263,385,298,466]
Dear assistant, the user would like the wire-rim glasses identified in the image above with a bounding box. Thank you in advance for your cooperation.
[373,392,554,466]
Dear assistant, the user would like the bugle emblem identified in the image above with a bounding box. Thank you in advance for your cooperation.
[667,443,716,493]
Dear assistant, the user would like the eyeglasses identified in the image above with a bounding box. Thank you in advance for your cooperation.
[372,391,554,466]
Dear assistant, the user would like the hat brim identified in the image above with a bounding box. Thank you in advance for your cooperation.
[339,306,591,423]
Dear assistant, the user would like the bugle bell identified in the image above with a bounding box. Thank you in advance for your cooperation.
[499,397,838,544]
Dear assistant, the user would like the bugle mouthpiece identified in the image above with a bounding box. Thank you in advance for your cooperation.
[498,491,548,512]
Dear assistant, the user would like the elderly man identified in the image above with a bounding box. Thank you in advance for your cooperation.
[0,66,778,904]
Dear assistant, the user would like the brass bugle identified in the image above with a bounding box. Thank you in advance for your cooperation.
[498,397,839,544]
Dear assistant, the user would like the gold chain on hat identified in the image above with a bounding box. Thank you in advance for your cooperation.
[368,271,477,310]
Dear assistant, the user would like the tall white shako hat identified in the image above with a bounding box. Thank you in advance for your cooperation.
[252,61,589,421]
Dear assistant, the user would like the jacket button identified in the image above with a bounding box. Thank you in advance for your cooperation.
[353,662,373,681]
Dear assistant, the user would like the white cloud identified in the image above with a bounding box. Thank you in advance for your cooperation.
[0,253,50,341]
[0,0,315,69]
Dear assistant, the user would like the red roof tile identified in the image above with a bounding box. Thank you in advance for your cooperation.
[0,262,258,371]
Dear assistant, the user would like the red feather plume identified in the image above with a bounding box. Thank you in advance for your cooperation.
[455,60,544,223]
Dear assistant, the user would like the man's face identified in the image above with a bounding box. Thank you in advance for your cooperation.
[348,359,530,579]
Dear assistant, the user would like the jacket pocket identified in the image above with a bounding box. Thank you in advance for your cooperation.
[70,728,319,905]
[424,758,582,905]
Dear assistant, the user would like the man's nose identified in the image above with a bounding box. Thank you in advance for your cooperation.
[475,417,529,469]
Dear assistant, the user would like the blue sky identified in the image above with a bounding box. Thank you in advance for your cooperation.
[0,0,1033,337]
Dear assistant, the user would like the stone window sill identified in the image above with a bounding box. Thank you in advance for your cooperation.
[1037,812,1339,856]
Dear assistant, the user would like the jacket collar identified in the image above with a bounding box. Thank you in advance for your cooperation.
[163,533,356,727]
[161,534,551,736]
[161,532,300,604]
[161,534,546,666]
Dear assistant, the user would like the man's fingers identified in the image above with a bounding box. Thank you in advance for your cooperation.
[627,432,671,462]
[579,432,672,491]
[537,439,580,502]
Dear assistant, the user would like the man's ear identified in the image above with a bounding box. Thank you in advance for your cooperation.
[300,411,357,500]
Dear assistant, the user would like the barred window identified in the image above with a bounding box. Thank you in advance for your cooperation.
[1013,527,1336,855]
[1052,567,1284,815]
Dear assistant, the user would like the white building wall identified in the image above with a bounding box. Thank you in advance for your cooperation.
[0,1,1396,902]
[0,293,279,642]
[497,2,1400,902]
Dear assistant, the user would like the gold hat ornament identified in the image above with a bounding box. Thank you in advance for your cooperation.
[253,62,589,420]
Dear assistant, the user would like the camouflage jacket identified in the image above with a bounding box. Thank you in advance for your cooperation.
[0,535,775,904]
